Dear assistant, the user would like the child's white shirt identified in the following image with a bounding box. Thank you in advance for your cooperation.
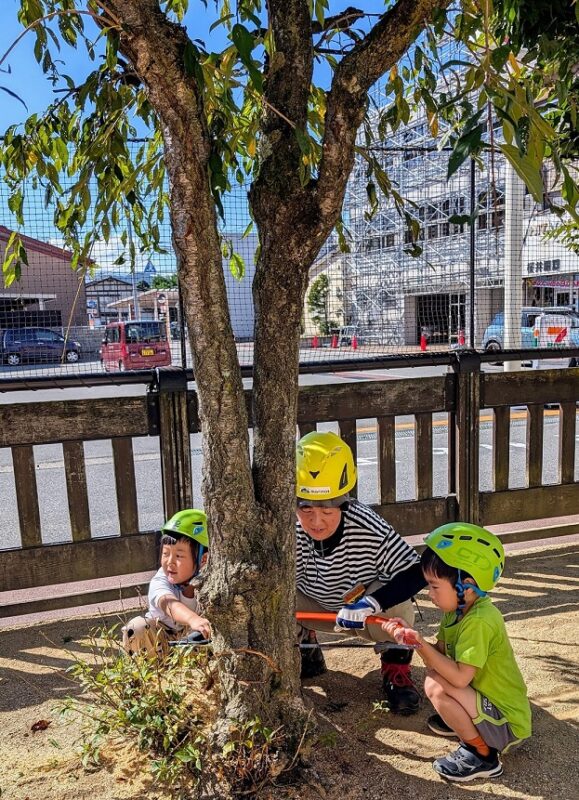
[146,567,199,631]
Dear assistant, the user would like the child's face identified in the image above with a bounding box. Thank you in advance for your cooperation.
[423,570,458,613]
[161,539,196,585]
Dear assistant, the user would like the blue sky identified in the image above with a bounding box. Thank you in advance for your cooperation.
[0,1,390,132]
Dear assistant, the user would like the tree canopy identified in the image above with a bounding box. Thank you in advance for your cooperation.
[1,0,577,287]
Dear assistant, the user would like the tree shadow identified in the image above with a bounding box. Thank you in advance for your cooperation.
[302,660,579,799]
[0,611,125,712]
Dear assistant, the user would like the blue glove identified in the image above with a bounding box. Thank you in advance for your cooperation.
[336,596,381,629]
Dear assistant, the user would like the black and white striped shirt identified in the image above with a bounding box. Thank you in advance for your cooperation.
[296,500,421,611]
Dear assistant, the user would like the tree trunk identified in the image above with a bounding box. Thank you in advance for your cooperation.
[105,3,308,766]
[100,1,452,789]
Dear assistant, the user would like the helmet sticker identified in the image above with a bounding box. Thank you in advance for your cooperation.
[299,485,332,495]
[193,525,204,535]
[436,539,453,549]
[493,566,500,581]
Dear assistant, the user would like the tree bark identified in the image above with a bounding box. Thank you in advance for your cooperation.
[101,1,307,755]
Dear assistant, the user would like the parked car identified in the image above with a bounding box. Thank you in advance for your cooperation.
[482,306,579,352]
[0,327,81,366]
[100,320,172,372]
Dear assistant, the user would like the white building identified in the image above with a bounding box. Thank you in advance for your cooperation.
[316,108,578,349]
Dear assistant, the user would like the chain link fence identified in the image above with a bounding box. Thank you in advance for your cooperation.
[1,123,578,382]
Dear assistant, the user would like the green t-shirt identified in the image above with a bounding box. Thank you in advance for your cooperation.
[437,596,531,741]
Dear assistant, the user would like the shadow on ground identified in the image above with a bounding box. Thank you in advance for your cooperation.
[0,542,577,800]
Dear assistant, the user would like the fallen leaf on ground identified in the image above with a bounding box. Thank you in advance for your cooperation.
[31,720,52,732]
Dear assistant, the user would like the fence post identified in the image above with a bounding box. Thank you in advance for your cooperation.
[453,350,481,524]
[148,368,193,519]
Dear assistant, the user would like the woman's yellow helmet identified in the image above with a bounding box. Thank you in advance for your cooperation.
[296,431,357,504]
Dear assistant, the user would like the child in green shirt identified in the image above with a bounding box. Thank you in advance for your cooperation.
[382,523,531,783]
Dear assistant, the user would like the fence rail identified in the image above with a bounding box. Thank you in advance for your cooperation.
[1,360,578,617]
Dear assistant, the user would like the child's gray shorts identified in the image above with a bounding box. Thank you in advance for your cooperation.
[473,692,523,753]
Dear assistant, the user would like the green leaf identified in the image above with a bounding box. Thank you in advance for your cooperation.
[229,252,245,280]
[449,213,475,225]
[230,24,262,92]
[364,180,378,220]
[499,143,545,201]
[294,126,311,156]
[447,124,484,179]
[222,740,236,756]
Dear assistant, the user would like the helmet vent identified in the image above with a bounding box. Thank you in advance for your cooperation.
[458,535,473,540]
[477,538,490,546]
[309,471,320,479]
[339,464,349,490]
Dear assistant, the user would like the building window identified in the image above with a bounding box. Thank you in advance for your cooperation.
[492,208,504,228]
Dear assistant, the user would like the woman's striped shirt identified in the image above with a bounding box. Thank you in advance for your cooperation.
[296,500,421,611]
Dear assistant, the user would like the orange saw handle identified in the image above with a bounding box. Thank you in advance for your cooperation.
[296,611,388,626]
[296,611,422,648]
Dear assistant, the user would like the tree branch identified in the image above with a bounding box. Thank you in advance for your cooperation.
[316,0,452,222]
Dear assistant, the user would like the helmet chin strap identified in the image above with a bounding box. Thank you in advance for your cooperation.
[178,544,206,588]
[450,569,487,624]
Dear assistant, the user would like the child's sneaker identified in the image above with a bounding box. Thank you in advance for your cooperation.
[433,744,503,782]
[426,713,459,738]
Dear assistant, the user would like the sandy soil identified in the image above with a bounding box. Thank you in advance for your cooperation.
[1,541,578,800]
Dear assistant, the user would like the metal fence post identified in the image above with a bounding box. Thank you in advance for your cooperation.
[147,368,193,519]
[453,351,481,524]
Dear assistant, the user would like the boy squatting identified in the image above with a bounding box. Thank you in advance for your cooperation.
[383,523,531,782]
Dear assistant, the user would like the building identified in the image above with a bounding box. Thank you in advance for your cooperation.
[309,98,578,349]
[85,275,133,326]
[0,226,87,329]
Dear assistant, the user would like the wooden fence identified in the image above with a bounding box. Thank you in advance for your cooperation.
[1,360,578,617]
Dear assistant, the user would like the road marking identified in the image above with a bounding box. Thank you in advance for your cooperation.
[357,407,569,434]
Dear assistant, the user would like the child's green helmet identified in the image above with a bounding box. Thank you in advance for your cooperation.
[161,509,209,548]
[424,523,505,591]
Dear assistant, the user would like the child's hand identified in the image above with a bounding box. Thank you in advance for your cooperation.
[189,615,211,640]
[381,617,423,648]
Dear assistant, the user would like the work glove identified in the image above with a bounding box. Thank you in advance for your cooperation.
[336,595,381,630]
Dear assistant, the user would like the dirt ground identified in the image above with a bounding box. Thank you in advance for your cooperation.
[1,541,578,800]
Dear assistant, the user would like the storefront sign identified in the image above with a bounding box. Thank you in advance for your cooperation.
[526,259,561,274]
[529,275,579,288]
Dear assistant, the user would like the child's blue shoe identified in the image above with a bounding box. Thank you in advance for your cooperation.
[433,744,503,782]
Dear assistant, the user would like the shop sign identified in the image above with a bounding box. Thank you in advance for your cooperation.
[526,259,561,274]
[530,274,579,288]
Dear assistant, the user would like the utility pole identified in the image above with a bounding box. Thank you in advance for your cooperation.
[127,215,140,321]
[503,161,525,371]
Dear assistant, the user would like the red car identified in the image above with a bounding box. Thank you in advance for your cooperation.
[100,320,172,372]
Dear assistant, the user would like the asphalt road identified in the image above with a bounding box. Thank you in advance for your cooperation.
[1,408,576,551]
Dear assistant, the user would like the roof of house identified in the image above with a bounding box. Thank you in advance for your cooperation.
[0,226,91,263]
